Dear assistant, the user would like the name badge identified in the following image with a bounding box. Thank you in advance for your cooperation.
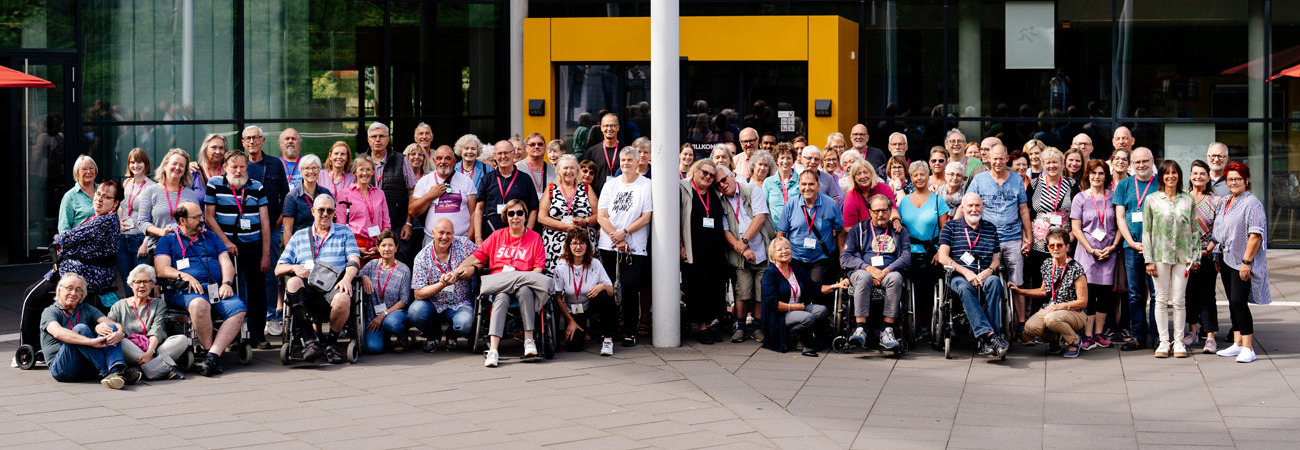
[870,255,885,267]
[960,252,975,265]
[802,237,817,249]
[240,218,252,229]
[561,216,574,224]
[702,217,715,229]
[1090,228,1107,241]
[367,226,381,237]
[569,303,586,314]
[1048,214,1063,226]
[121,217,134,229]
[176,258,190,270]
[497,204,506,215]
[502,265,517,272]
[606,176,616,186]
[206,284,221,303]
[1131,212,1142,223]
[374,303,387,317]
[302,259,315,270]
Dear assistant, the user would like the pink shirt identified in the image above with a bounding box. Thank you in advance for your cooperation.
[342,184,390,238]
[841,181,897,229]
[473,228,546,274]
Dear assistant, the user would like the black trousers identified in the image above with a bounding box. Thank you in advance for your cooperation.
[235,241,268,341]
[564,291,619,351]
[600,250,647,337]
[1226,267,1254,336]
[791,258,837,308]
[1186,253,1219,334]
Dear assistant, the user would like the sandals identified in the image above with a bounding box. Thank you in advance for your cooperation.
[637,321,651,337]
[393,339,408,353]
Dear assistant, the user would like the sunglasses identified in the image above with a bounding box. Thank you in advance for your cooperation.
[699,171,715,178]
[1047,243,1067,249]
[930,158,946,163]
[505,210,526,218]
[316,208,335,214]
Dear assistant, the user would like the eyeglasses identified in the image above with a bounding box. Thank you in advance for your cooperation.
[505,209,527,218]
[699,170,715,178]
[242,136,263,141]
[527,142,544,147]
[368,134,388,139]
[1113,157,1129,162]
[739,138,758,144]
[1207,154,1228,160]
[130,280,155,285]
[1225,177,1245,184]
[869,208,890,214]
[851,133,868,137]
[945,139,965,145]
[315,208,335,214]
[1047,243,1066,249]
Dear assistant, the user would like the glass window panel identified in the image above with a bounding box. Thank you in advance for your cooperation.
[82,0,236,122]
[862,1,945,149]
[0,0,75,48]
[250,122,363,166]
[97,123,238,183]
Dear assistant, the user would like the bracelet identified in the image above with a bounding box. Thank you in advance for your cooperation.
[1242,260,1252,265]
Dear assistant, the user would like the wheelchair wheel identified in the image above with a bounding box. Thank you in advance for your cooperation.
[541,302,558,360]
[831,336,849,354]
[279,342,292,365]
[15,345,37,370]
[471,304,488,354]
[238,342,254,365]
[345,340,360,363]
[943,337,952,359]
[178,349,195,371]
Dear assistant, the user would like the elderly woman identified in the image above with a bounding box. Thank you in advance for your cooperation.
[342,155,391,259]
[1212,161,1269,363]
[746,150,776,186]
[710,144,734,171]
[1010,229,1088,358]
[579,159,599,194]
[51,181,124,313]
[841,160,897,230]
[552,230,617,355]
[681,159,729,344]
[191,134,228,199]
[58,155,99,233]
[108,265,191,366]
[677,143,695,180]
[840,148,863,175]
[898,161,949,337]
[760,236,849,357]
[928,147,949,190]
[1070,160,1120,350]
[281,154,332,245]
[323,141,356,205]
[763,143,800,227]
[539,154,599,272]
[1142,160,1198,358]
[824,132,849,156]
[822,147,841,180]
[118,148,154,294]
[135,149,202,258]
[1021,147,1076,340]
[1185,160,1221,353]
[360,232,413,353]
[939,161,967,213]
[546,139,567,165]
[454,134,489,189]
[883,155,913,198]
[1009,150,1031,189]
[448,199,550,367]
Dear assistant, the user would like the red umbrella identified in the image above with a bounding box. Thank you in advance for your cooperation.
[1266,64,1300,82]
[0,65,55,88]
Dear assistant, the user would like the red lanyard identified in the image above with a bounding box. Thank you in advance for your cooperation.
[779,173,792,201]
[356,186,379,226]
[603,143,619,173]
[312,226,332,259]
[61,308,81,328]
[963,223,980,251]
[329,172,346,195]
[1048,259,1070,303]
[126,179,146,214]
[801,202,818,231]
[175,232,200,259]
[561,183,578,216]
[693,180,711,216]
[79,213,103,227]
[231,185,246,217]
[497,172,519,207]
[377,262,395,303]
[571,264,587,298]
[729,193,743,220]
[282,158,298,180]
[464,163,476,183]
[1089,190,1107,227]
[431,246,451,276]
[528,162,545,192]
[375,158,385,186]
[164,186,180,217]
[867,221,886,254]
[779,265,799,301]
[130,300,150,335]
[1048,178,1066,212]
[1134,177,1155,209]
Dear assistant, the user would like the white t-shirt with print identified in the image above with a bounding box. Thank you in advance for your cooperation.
[597,175,654,255]
[413,171,476,243]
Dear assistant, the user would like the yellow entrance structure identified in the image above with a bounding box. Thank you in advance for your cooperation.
[523,16,859,143]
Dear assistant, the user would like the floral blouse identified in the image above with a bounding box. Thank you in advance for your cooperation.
[1040,259,1085,306]
[1141,191,1198,265]
[53,213,122,294]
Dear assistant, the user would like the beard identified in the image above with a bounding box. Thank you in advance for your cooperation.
[964,213,982,226]
[437,165,453,177]
[228,174,248,188]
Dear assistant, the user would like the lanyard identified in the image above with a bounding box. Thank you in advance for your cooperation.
[1047,178,1066,212]
[175,231,202,259]
[1134,177,1155,210]
[801,202,818,231]
[963,224,980,253]
[231,185,246,218]
[130,300,150,335]
[356,186,379,227]
[779,265,799,301]
[571,264,587,299]
[561,183,578,216]
[329,172,347,196]
[1048,259,1070,303]
[779,173,792,202]
[1089,190,1107,229]
[464,162,476,184]
[729,192,743,221]
[282,158,298,180]
[866,221,886,255]
[126,179,146,214]
[164,186,180,217]
[692,180,711,216]
[431,245,452,276]
[377,262,395,304]
[78,213,103,227]
[603,143,618,173]
[496,172,519,210]
[300,186,315,207]
[312,226,332,259]
[375,157,385,186]
[528,162,545,192]
[61,307,81,328]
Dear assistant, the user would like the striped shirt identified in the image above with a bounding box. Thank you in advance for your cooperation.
[204,176,268,243]
[1193,193,1220,251]
[278,222,360,270]
[1212,191,1271,305]
[938,219,1000,272]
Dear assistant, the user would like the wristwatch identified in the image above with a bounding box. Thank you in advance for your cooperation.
[223,280,235,287]
[741,237,750,245]
[1242,259,1253,265]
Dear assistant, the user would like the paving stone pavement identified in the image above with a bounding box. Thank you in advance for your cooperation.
[2,251,1300,449]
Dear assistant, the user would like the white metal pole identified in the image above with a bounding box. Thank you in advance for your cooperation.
[650,0,681,347]
[509,0,527,138]
[182,0,194,107]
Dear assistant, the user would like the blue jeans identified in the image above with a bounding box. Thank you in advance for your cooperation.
[168,292,248,319]
[117,233,146,295]
[1124,248,1154,340]
[48,324,126,382]
[950,275,1005,337]
[364,309,410,354]
[408,301,473,340]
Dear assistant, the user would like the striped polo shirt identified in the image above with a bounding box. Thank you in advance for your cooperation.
[938,218,1000,272]
[204,175,268,244]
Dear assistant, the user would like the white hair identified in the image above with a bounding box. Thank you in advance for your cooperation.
[556,154,578,167]
[368,122,389,134]
[453,134,482,157]
[299,154,323,169]
[800,145,822,157]
[890,132,908,144]
[58,272,87,289]
[128,264,156,284]
[945,161,966,175]
[73,154,98,174]
[242,125,263,136]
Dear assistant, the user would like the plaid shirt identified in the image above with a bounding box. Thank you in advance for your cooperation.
[278,222,359,269]
[411,236,477,312]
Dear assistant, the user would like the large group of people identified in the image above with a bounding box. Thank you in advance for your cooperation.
[37,117,1273,390]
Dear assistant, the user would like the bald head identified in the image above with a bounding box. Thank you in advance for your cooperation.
[1071,133,1094,157]
[432,218,456,250]
[979,137,1001,162]
[850,124,869,150]
[987,143,1008,175]
[960,192,984,225]
[1130,147,1154,179]
[739,128,759,155]
[1112,126,1134,152]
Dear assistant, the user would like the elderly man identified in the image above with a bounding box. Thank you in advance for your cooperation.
[850,123,887,170]
[275,195,362,364]
[279,128,304,190]
[734,127,760,180]
[876,132,910,177]
[474,140,539,242]
[966,144,1031,299]
[1205,142,1231,196]
[978,137,1001,166]
[1113,147,1158,351]
[800,146,843,204]
[842,194,911,350]
[241,126,289,227]
[154,201,246,376]
[411,219,478,352]
[41,273,138,388]
[366,122,418,242]
[945,128,984,186]
[584,113,622,193]
[937,193,1008,357]
[717,166,773,342]
[1112,126,1134,154]
[411,145,477,246]
[776,169,844,307]
[413,122,434,153]
[1070,133,1095,161]
[516,132,556,198]
[205,151,272,349]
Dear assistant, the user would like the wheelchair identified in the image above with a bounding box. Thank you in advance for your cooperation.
[278,279,366,364]
[931,266,1016,360]
[468,281,560,360]
[830,273,916,357]
[14,247,117,371]
[158,276,254,371]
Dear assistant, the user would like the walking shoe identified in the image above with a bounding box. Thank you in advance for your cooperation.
[1081,336,1098,351]
[991,334,1010,358]
[707,327,724,344]
[1154,341,1171,358]
[1181,331,1199,347]
[484,349,499,367]
[1120,329,1134,343]
[600,338,614,356]
[800,348,819,357]
[301,341,324,362]
[325,346,345,364]
[622,334,637,348]
[1063,343,1081,358]
[1100,328,1115,341]
[101,372,125,390]
[976,335,994,356]
[252,338,272,350]
[1120,339,1147,351]
[1202,339,1218,354]
[697,330,715,345]
[205,352,224,375]
[1236,347,1257,363]
[196,353,216,376]
[879,327,899,350]
[849,327,868,347]
[122,367,142,385]
[751,328,764,343]
[1216,343,1242,357]
[265,319,283,336]
[1173,342,1189,358]
[1019,332,1037,346]
[523,339,539,358]
[422,339,442,353]
[1047,339,1064,355]
[1094,335,1112,348]
[731,325,746,343]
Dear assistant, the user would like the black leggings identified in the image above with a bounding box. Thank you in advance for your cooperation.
[564,291,619,351]
[1085,283,1114,315]
[683,261,727,325]
[600,250,646,337]
[1227,268,1254,336]
[1186,253,1219,334]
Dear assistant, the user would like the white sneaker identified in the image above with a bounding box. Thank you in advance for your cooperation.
[523,339,538,358]
[600,338,614,356]
[879,327,900,350]
[1173,342,1189,358]
[265,319,283,336]
[484,349,499,367]
[1236,347,1257,363]
[849,327,867,347]
[1154,341,1171,358]
[1216,343,1242,357]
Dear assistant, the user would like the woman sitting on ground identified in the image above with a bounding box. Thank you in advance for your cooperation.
[759,236,849,357]
[1010,229,1088,358]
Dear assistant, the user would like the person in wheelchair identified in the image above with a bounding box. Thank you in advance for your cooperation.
[153,201,246,376]
[446,199,550,368]
[936,193,1010,358]
[275,195,363,364]
[841,194,911,351]
[411,219,478,352]
[760,237,850,357]
[552,230,618,356]
[1009,229,1088,358]
[52,180,125,312]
